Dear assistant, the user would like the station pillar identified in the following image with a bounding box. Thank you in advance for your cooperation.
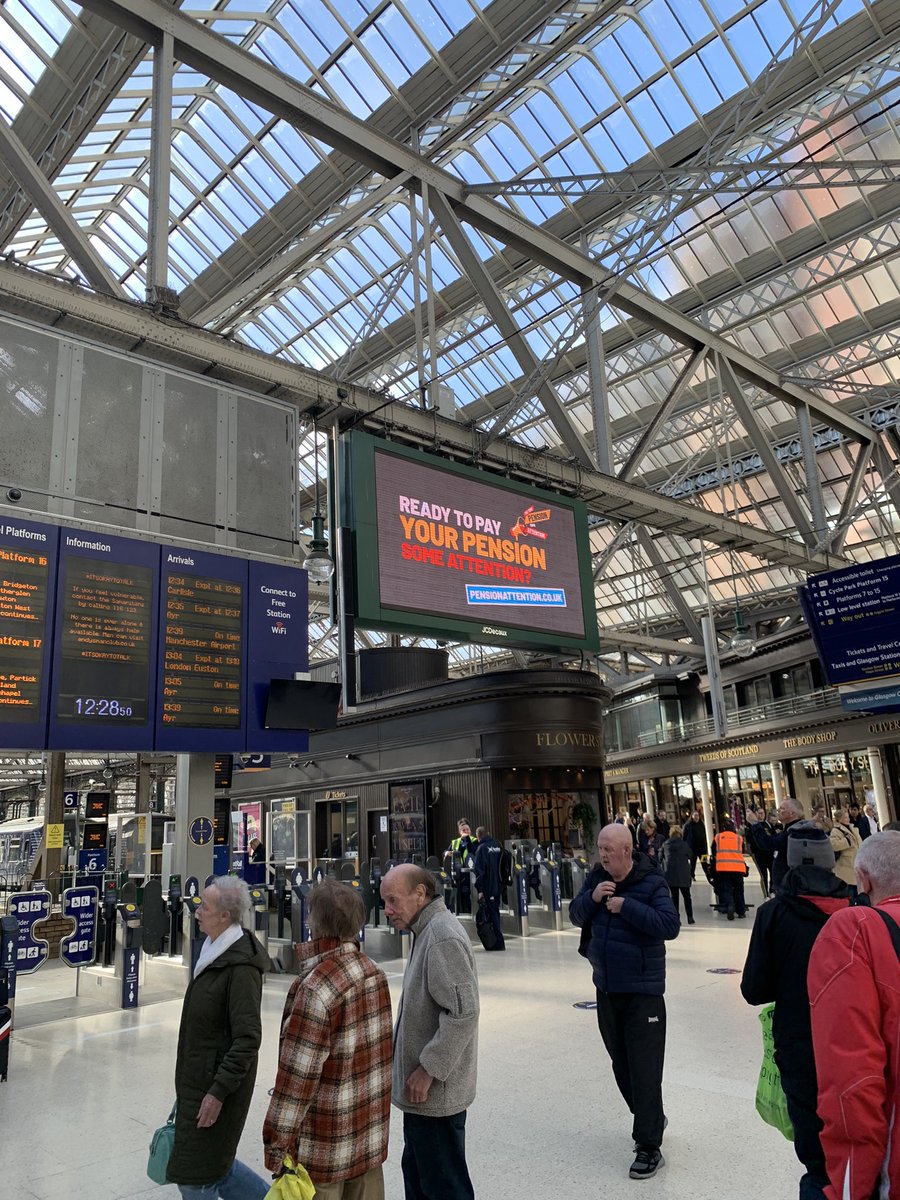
[769,762,784,808]
[173,755,215,884]
[866,746,893,828]
[698,772,716,848]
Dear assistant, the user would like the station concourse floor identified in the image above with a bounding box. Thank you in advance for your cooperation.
[4,879,803,1200]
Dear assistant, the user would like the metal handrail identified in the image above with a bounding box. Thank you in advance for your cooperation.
[619,686,843,751]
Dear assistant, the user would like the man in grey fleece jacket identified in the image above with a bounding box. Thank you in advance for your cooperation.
[381,864,480,1200]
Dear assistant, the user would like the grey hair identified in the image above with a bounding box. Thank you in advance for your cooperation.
[208,875,252,926]
[782,797,804,819]
[855,831,900,895]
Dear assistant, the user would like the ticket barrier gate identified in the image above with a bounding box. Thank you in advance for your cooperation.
[501,861,530,938]
[0,913,16,1079]
[532,861,563,931]
[101,885,119,967]
[167,876,183,958]
[250,888,268,957]
[117,902,142,1009]
[290,871,311,952]
[559,856,588,900]
[183,894,204,973]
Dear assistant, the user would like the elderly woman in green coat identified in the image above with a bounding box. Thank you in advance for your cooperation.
[167,875,271,1199]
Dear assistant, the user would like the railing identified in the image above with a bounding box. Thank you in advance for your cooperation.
[619,686,843,751]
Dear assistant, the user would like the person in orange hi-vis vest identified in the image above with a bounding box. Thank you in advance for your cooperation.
[711,819,747,919]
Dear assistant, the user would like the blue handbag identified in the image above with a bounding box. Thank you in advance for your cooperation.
[147,1103,177,1184]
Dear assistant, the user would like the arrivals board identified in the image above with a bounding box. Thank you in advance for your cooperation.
[155,546,247,751]
[48,530,158,750]
[0,519,57,746]
[0,518,309,752]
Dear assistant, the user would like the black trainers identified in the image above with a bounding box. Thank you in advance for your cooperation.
[630,1147,664,1180]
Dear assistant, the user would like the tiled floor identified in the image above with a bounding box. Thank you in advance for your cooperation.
[3,879,804,1200]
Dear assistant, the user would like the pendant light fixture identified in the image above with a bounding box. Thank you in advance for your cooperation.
[302,411,334,583]
[726,543,756,658]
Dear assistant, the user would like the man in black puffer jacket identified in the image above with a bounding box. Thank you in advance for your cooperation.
[741,824,850,1200]
[570,823,679,1182]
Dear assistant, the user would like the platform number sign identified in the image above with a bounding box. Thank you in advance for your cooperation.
[60,886,99,967]
[9,890,51,974]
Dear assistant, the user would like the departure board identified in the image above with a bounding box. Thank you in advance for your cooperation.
[155,547,248,751]
[0,519,57,745]
[48,530,159,750]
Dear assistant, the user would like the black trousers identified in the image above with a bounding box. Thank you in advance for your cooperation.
[595,990,666,1150]
[482,895,505,949]
[716,872,746,915]
[402,1111,474,1200]
[669,884,693,921]
[776,1050,828,1200]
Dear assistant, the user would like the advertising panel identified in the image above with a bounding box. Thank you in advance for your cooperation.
[346,432,597,650]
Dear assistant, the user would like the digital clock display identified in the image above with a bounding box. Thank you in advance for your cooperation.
[73,697,135,718]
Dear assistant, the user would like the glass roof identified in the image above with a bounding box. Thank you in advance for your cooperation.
[1,0,899,673]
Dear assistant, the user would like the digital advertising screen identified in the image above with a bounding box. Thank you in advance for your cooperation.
[48,529,158,750]
[0,518,57,747]
[155,546,248,752]
[345,433,598,651]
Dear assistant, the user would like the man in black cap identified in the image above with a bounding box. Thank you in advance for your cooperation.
[741,823,851,1200]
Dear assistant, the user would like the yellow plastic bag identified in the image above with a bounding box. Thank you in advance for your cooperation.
[264,1155,316,1200]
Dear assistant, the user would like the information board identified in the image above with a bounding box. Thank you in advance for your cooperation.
[800,552,900,710]
[48,529,158,749]
[0,519,58,746]
[246,560,308,752]
[0,519,310,752]
[155,546,247,751]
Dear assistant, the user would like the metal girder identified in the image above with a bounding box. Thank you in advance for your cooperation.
[206,174,412,330]
[600,629,706,659]
[620,348,708,481]
[466,162,900,197]
[428,189,594,467]
[337,2,900,396]
[636,531,705,646]
[0,9,165,244]
[0,260,843,575]
[0,117,124,298]
[180,0,586,324]
[78,0,875,451]
[717,357,818,549]
[824,441,875,554]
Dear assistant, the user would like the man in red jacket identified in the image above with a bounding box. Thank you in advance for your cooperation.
[808,830,900,1200]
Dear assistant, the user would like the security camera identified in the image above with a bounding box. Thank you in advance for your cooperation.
[6,487,22,503]
[336,386,349,400]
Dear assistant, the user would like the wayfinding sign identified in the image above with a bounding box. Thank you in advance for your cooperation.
[9,889,51,974]
[60,886,99,966]
[800,552,900,710]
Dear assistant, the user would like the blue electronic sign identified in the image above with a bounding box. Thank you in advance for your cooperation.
[0,519,310,753]
[155,546,247,752]
[9,889,51,975]
[0,519,58,747]
[246,560,308,752]
[60,886,99,967]
[48,528,159,750]
[800,552,900,709]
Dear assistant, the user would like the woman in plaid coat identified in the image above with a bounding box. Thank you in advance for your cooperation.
[263,879,393,1199]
